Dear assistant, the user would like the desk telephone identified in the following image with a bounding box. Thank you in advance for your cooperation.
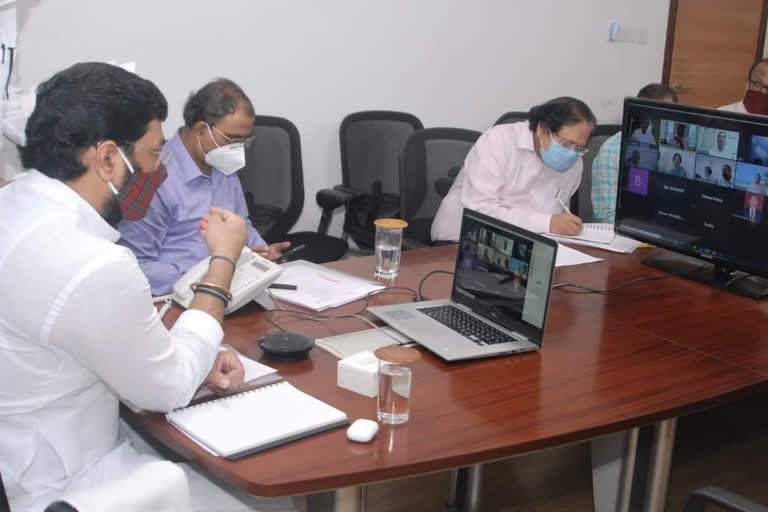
[172,247,283,314]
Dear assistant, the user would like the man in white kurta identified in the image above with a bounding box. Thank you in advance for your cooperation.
[431,121,583,242]
[0,63,294,512]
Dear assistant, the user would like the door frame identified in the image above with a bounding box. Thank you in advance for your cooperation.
[662,0,768,84]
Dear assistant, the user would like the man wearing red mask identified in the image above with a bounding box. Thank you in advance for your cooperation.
[0,63,295,512]
[721,58,768,115]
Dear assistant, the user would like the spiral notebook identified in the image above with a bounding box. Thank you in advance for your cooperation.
[166,381,348,459]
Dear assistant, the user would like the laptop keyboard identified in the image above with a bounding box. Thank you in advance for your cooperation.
[416,304,519,346]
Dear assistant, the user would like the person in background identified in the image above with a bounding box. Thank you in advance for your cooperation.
[669,153,686,177]
[744,193,763,223]
[701,166,715,182]
[0,63,296,512]
[672,123,688,149]
[430,96,595,242]
[118,79,290,295]
[748,173,764,195]
[630,118,656,145]
[591,84,678,223]
[721,58,768,115]
[627,150,641,167]
[720,164,734,187]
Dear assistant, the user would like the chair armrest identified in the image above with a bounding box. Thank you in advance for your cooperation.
[683,486,768,512]
[315,186,360,210]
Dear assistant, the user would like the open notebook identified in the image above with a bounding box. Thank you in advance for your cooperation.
[166,381,348,459]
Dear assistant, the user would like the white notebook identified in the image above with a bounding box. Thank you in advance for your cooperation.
[546,223,616,244]
[166,381,348,459]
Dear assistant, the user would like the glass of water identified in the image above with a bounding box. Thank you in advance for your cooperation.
[374,218,408,279]
[374,346,420,424]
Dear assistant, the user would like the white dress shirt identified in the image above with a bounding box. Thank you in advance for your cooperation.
[0,170,223,510]
[431,121,582,241]
[720,101,748,114]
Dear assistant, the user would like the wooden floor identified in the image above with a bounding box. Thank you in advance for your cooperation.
[358,391,768,511]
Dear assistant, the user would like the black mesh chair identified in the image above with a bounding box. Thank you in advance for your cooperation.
[239,115,347,263]
[577,123,621,222]
[0,472,10,512]
[315,111,423,251]
[493,111,528,126]
[399,127,482,246]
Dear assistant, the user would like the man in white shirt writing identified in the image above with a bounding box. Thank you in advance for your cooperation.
[0,63,294,512]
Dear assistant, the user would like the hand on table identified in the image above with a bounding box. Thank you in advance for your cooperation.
[250,241,291,261]
[549,212,583,236]
[203,350,245,394]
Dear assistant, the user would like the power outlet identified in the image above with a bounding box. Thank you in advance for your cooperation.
[608,23,648,45]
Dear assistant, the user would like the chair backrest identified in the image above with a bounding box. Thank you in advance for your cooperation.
[239,115,304,244]
[0,471,10,512]
[577,123,621,222]
[494,111,529,126]
[400,127,482,244]
[339,111,423,248]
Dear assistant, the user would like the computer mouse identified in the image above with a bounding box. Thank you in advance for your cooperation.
[346,418,379,443]
[258,332,314,361]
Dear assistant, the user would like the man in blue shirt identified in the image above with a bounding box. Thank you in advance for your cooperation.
[119,79,289,295]
[591,84,678,223]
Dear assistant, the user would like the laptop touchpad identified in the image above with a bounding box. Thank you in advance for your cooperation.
[385,309,417,321]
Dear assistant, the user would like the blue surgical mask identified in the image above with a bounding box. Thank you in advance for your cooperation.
[540,131,580,172]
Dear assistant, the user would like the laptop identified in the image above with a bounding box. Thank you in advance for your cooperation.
[367,208,558,361]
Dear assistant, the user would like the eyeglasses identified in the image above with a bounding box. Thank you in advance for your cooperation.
[550,130,589,155]
[135,144,172,165]
[747,80,768,93]
[210,124,253,145]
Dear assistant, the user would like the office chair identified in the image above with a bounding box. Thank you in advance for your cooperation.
[493,111,528,126]
[399,127,481,246]
[577,123,621,222]
[0,472,9,512]
[315,110,424,251]
[239,115,348,263]
[683,486,768,512]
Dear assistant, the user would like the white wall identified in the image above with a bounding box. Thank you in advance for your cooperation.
[13,0,669,233]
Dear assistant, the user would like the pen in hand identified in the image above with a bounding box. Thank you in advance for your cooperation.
[555,188,572,214]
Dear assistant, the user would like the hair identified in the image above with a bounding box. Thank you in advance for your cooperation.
[637,83,678,103]
[673,153,682,163]
[183,78,255,128]
[748,58,768,80]
[527,96,596,133]
[21,63,167,181]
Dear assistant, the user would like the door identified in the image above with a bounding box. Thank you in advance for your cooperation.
[663,0,768,107]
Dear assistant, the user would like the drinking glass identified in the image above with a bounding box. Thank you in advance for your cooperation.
[374,346,420,424]
[374,218,408,279]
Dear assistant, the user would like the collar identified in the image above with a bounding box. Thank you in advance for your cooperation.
[511,121,536,153]
[168,128,223,184]
[23,169,120,242]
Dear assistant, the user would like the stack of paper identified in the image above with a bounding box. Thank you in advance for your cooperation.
[268,260,385,311]
[546,223,641,254]
[316,327,413,359]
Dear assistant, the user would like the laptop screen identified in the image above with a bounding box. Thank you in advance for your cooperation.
[452,209,557,344]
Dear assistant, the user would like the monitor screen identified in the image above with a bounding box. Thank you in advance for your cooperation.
[615,98,768,291]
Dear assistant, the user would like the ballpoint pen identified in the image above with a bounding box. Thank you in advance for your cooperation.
[277,243,307,262]
[555,188,572,215]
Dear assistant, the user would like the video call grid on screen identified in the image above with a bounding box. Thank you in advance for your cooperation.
[616,98,768,275]
[455,217,551,335]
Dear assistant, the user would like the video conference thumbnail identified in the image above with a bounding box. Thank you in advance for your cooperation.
[659,120,698,151]
[459,224,532,286]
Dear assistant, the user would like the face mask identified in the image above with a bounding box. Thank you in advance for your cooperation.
[199,124,246,175]
[743,89,768,115]
[540,131,580,172]
[108,148,168,221]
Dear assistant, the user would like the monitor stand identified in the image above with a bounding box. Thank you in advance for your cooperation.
[642,254,768,300]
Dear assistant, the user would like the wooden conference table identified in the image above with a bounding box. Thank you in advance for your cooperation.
[124,245,768,511]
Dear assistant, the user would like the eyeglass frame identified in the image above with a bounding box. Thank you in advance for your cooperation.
[208,123,253,145]
[133,143,172,165]
[549,129,589,156]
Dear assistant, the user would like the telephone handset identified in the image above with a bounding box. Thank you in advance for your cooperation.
[172,247,283,314]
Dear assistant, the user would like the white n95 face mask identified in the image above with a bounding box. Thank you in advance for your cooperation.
[204,143,246,175]
[200,124,246,175]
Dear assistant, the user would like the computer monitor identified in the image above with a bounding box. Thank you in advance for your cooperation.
[615,98,768,299]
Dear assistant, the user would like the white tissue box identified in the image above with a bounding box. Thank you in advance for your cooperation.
[337,350,380,398]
